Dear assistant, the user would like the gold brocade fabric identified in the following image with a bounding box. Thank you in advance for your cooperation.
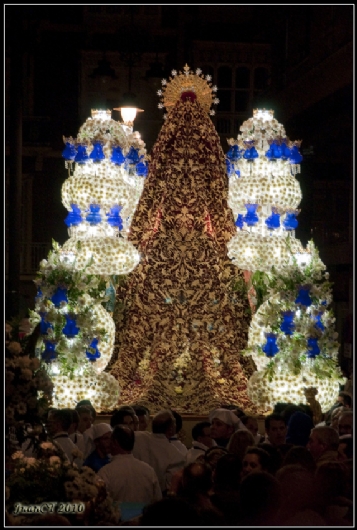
[109,96,258,414]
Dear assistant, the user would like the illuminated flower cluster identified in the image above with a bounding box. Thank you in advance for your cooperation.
[31,241,120,412]
[242,241,344,412]
[226,109,304,273]
[62,237,140,276]
[61,110,147,276]
[227,231,304,273]
[50,371,119,411]
[247,367,342,413]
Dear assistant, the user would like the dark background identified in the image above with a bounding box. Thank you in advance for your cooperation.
[5,5,354,358]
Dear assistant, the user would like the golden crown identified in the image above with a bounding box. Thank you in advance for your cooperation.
[157,64,219,115]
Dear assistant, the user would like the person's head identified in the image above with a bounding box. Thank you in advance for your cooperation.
[337,391,352,409]
[239,471,282,526]
[192,421,214,449]
[92,423,112,457]
[68,409,80,435]
[131,405,150,431]
[257,443,283,475]
[330,405,347,431]
[76,405,95,433]
[315,461,350,501]
[46,408,73,436]
[227,428,255,460]
[181,462,213,498]
[273,402,291,415]
[264,413,287,446]
[241,446,270,477]
[307,426,340,460]
[281,404,305,424]
[338,410,353,436]
[75,400,97,421]
[285,411,314,447]
[151,409,176,438]
[220,404,245,418]
[281,445,316,473]
[110,425,134,455]
[240,415,259,438]
[338,436,353,461]
[170,410,183,435]
[324,402,343,426]
[203,446,228,472]
[213,453,242,490]
[275,464,317,516]
[209,408,240,444]
[110,406,138,431]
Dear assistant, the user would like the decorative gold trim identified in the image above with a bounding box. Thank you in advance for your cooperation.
[160,64,217,114]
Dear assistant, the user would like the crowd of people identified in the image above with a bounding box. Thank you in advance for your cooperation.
[6,392,354,526]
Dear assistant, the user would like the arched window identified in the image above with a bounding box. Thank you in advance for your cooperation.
[235,67,250,89]
[216,118,231,134]
[254,67,269,91]
[235,91,249,112]
[218,66,232,88]
[217,90,231,112]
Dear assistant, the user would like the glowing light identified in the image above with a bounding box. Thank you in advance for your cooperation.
[62,237,140,275]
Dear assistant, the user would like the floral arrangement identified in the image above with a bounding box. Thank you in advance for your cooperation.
[6,442,120,525]
[5,320,53,458]
[242,240,345,411]
[61,110,145,276]
[32,240,112,376]
[5,318,119,525]
[32,240,120,411]
[226,108,304,274]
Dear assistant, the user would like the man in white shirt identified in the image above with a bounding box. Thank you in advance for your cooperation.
[69,408,95,460]
[46,408,83,467]
[169,410,188,457]
[98,425,162,504]
[133,409,186,494]
[186,421,216,464]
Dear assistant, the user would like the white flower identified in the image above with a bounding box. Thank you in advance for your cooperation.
[25,457,37,467]
[11,451,24,460]
[205,74,212,81]
[7,341,22,355]
[171,70,177,76]
[40,441,55,450]
[161,79,167,85]
[196,68,202,75]
[209,110,215,116]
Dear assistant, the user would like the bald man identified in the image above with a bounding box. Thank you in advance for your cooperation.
[132,409,185,494]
